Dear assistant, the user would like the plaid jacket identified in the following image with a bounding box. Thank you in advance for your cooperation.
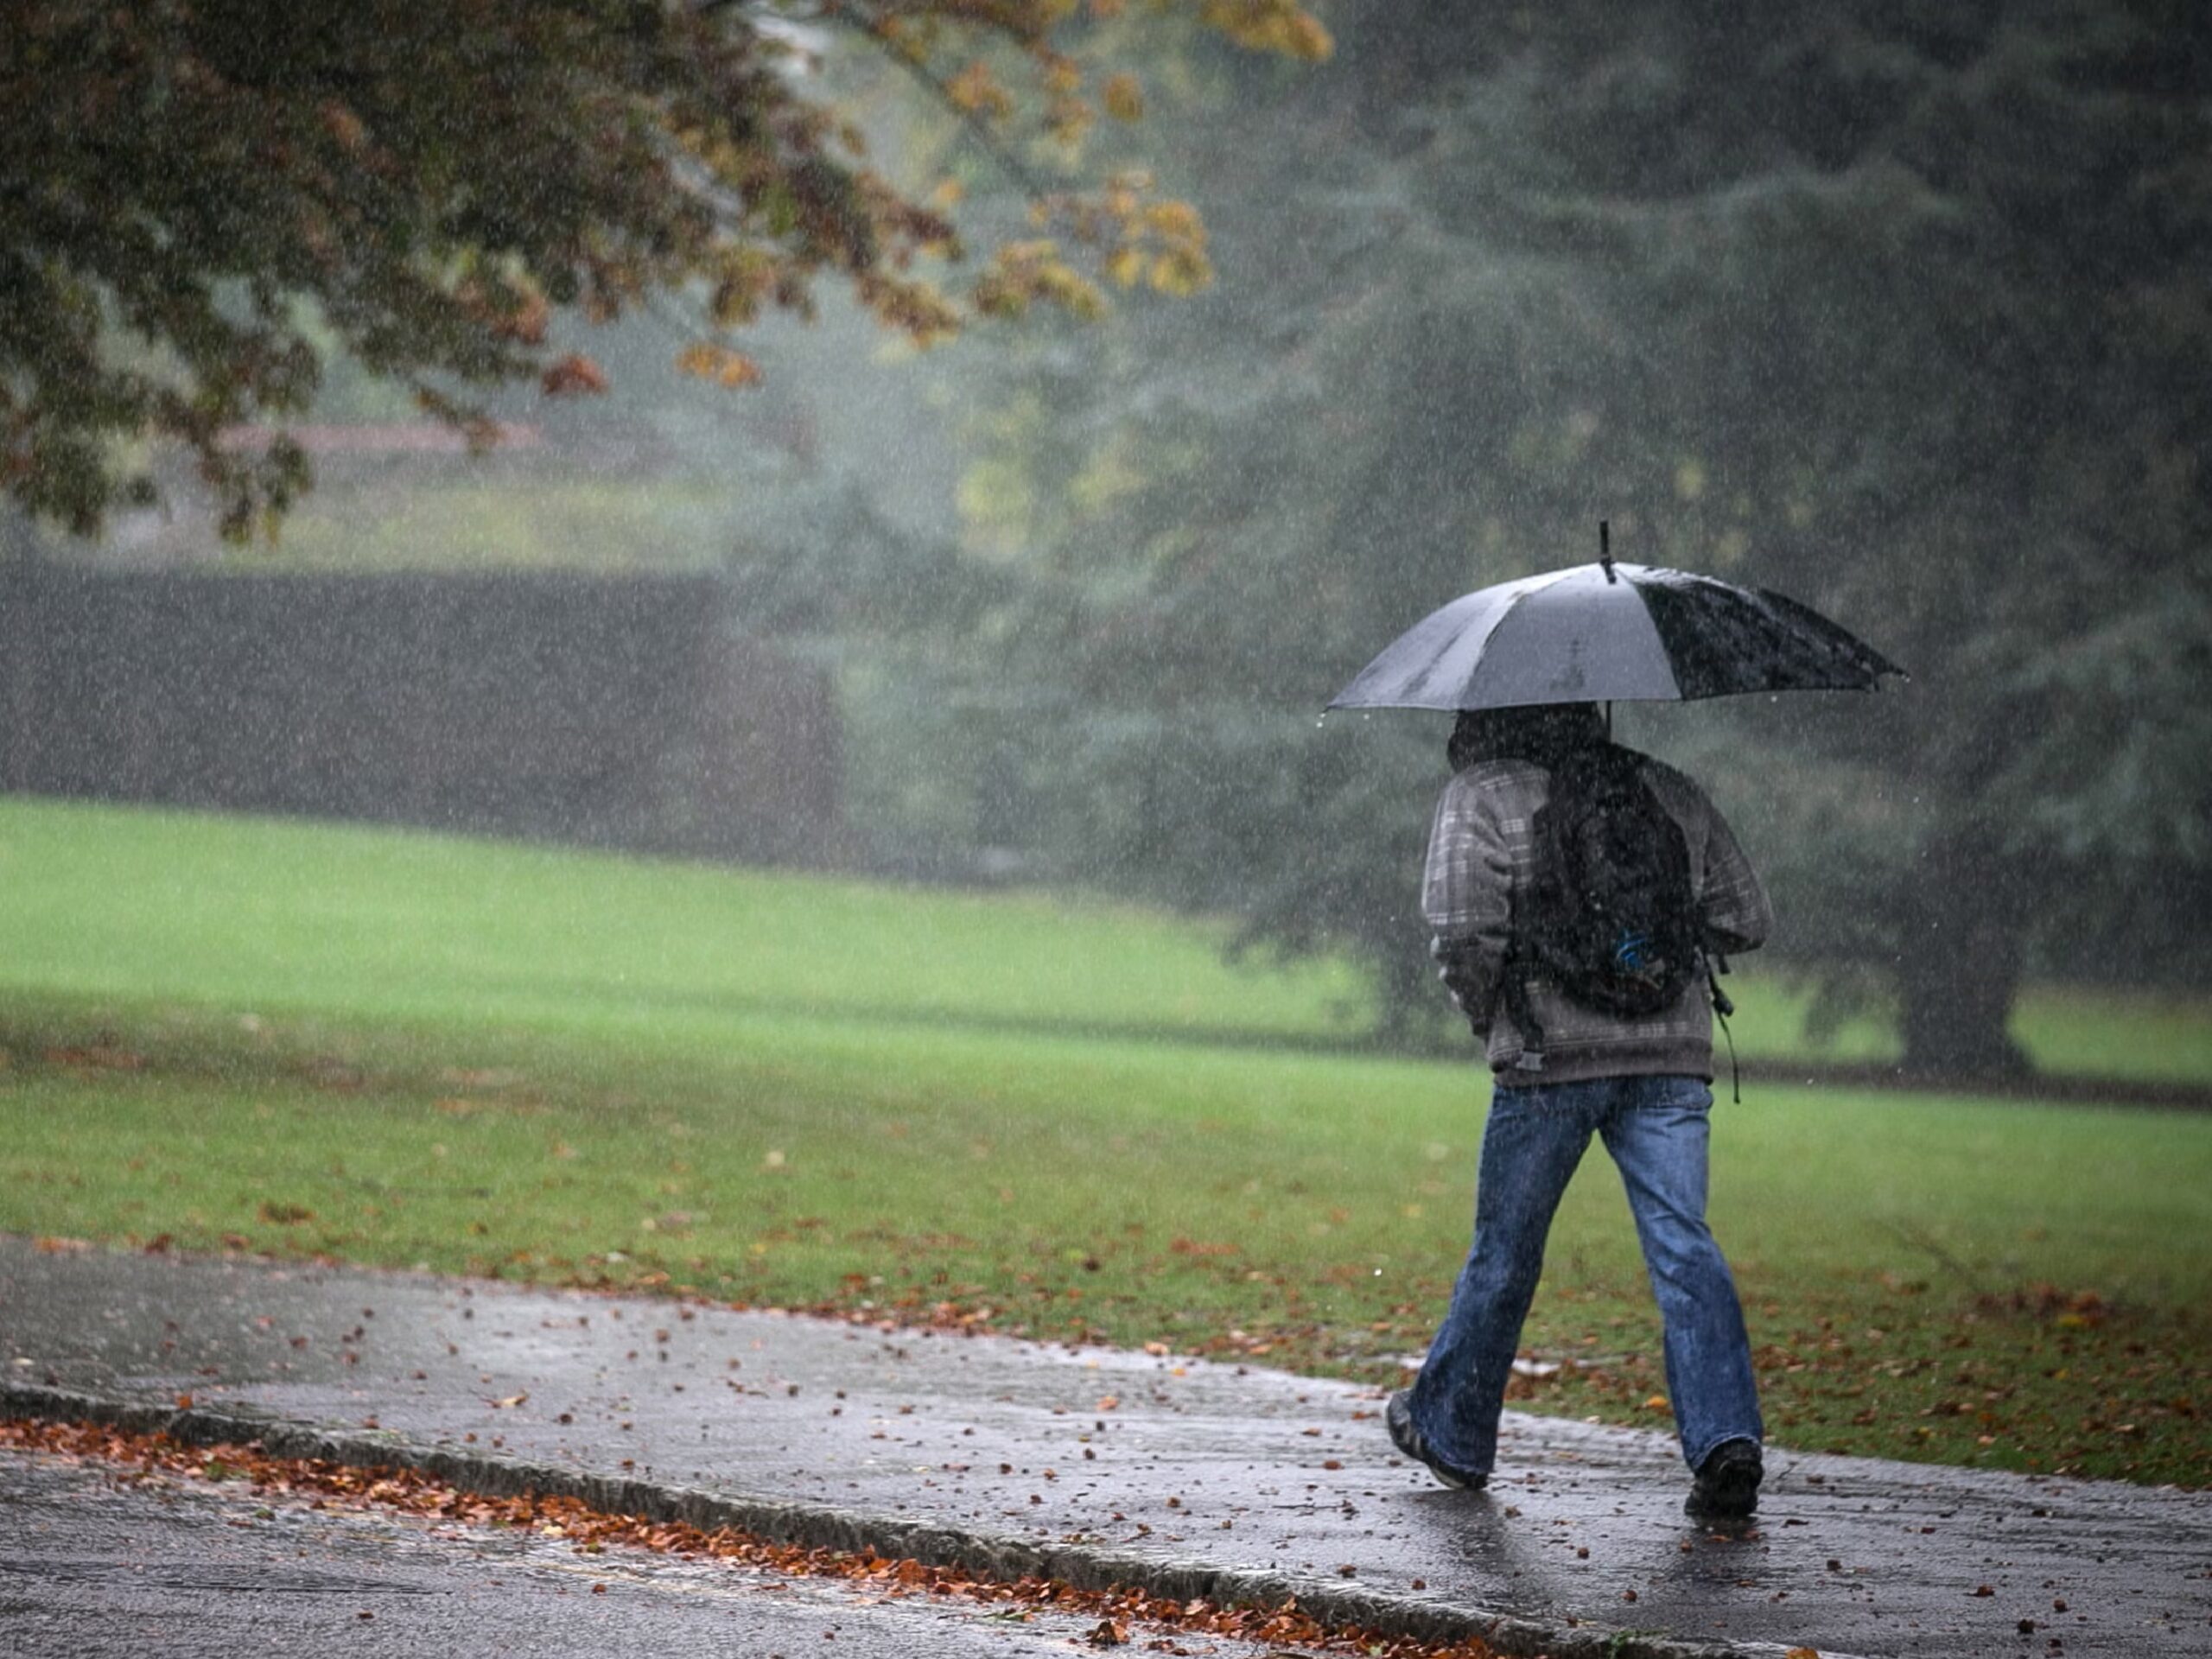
[1421,747,1771,1084]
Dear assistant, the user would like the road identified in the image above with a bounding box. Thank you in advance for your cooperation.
[0,1443,1288,1658]
[4,1237,2209,1656]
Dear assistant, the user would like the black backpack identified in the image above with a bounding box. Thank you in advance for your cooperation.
[1511,747,1701,1023]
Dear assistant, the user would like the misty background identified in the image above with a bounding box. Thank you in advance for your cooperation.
[9,0,2208,1080]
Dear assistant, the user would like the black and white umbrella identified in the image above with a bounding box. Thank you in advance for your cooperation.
[1327,548,1903,712]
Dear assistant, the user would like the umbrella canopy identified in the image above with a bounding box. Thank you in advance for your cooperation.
[1327,561,1904,712]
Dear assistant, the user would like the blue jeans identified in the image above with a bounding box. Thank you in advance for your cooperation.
[1406,1073,1762,1478]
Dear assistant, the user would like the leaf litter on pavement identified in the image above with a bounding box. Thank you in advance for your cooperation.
[6,1007,2207,1488]
[1,1418,1513,1659]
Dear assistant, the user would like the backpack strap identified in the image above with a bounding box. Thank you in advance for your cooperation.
[1706,950,1741,1104]
[1500,942,1548,1074]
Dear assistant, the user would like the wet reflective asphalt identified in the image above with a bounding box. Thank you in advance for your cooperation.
[3,1237,2207,1656]
[2,1446,1298,1658]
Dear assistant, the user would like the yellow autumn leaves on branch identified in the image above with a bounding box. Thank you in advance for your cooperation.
[662,0,1314,359]
[0,0,1330,537]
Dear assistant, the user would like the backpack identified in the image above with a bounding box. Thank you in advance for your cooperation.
[1511,747,1701,1023]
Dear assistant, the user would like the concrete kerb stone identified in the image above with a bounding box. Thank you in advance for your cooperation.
[0,1381,1847,1659]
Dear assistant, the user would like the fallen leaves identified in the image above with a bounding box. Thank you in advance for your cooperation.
[1543,1289,2209,1486]
[15,1016,2207,1487]
[1976,1284,2110,1328]
[1,1417,1501,1659]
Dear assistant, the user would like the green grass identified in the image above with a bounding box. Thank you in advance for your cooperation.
[2,796,2208,1487]
[2012,985,2212,1085]
[2,795,2193,1077]
[0,796,1375,1044]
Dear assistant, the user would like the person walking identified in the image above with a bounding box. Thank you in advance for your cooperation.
[1385,700,1772,1520]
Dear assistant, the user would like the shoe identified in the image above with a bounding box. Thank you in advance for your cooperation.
[1686,1439,1762,1520]
[1385,1390,1486,1491]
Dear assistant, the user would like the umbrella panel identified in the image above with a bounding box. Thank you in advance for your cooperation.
[1452,566,1681,706]
[1326,562,1903,711]
[1633,569,1904,699]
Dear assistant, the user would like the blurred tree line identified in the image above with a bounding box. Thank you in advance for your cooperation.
[9,2,2205,1079]
[762,0,2212,1077]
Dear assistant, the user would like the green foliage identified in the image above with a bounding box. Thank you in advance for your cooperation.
[0,0,1325,539]
[829,0,2212,1069]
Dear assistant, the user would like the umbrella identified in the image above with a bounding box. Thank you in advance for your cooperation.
[1327,545,1904,712]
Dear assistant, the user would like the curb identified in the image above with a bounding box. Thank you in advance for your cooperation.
[3,1382,1849,1659]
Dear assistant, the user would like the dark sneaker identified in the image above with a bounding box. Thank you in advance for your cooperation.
[1686,1439,1763,1520]
[1385,1390,1486,1491]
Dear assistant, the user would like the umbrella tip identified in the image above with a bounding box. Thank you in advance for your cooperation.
[1599,518,1617,583]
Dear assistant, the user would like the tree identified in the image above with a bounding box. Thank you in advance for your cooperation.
[817,0,2212,1076]
[0,0,1326,539]
[1552,0,2212,1075]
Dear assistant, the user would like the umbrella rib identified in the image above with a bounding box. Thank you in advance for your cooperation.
[1418,568,1582,707]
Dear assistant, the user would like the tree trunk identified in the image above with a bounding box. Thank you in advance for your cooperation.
[1895,827,2034,1080]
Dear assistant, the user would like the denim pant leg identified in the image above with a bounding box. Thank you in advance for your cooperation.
[1408,1081,1597,1477]
[1599,1075,1763,1471]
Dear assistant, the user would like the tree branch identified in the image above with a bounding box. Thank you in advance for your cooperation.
[696,0,1055,200]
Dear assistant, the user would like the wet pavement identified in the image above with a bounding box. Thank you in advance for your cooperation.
[1,1445,1314,1658]
[3,1236,2209,1656]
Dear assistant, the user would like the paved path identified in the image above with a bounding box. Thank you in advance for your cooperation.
[4,1443,1309,1659]
[3,1237,2207,1656]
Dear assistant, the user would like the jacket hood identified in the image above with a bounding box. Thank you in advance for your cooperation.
[1446,702,1606,772]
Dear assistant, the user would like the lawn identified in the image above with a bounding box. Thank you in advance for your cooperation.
[2,797,2207,1487]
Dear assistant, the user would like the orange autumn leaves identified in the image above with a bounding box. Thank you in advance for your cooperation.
[3,0,1329,539]
[3,1415,1492,1659]
[548,2,1319,398]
